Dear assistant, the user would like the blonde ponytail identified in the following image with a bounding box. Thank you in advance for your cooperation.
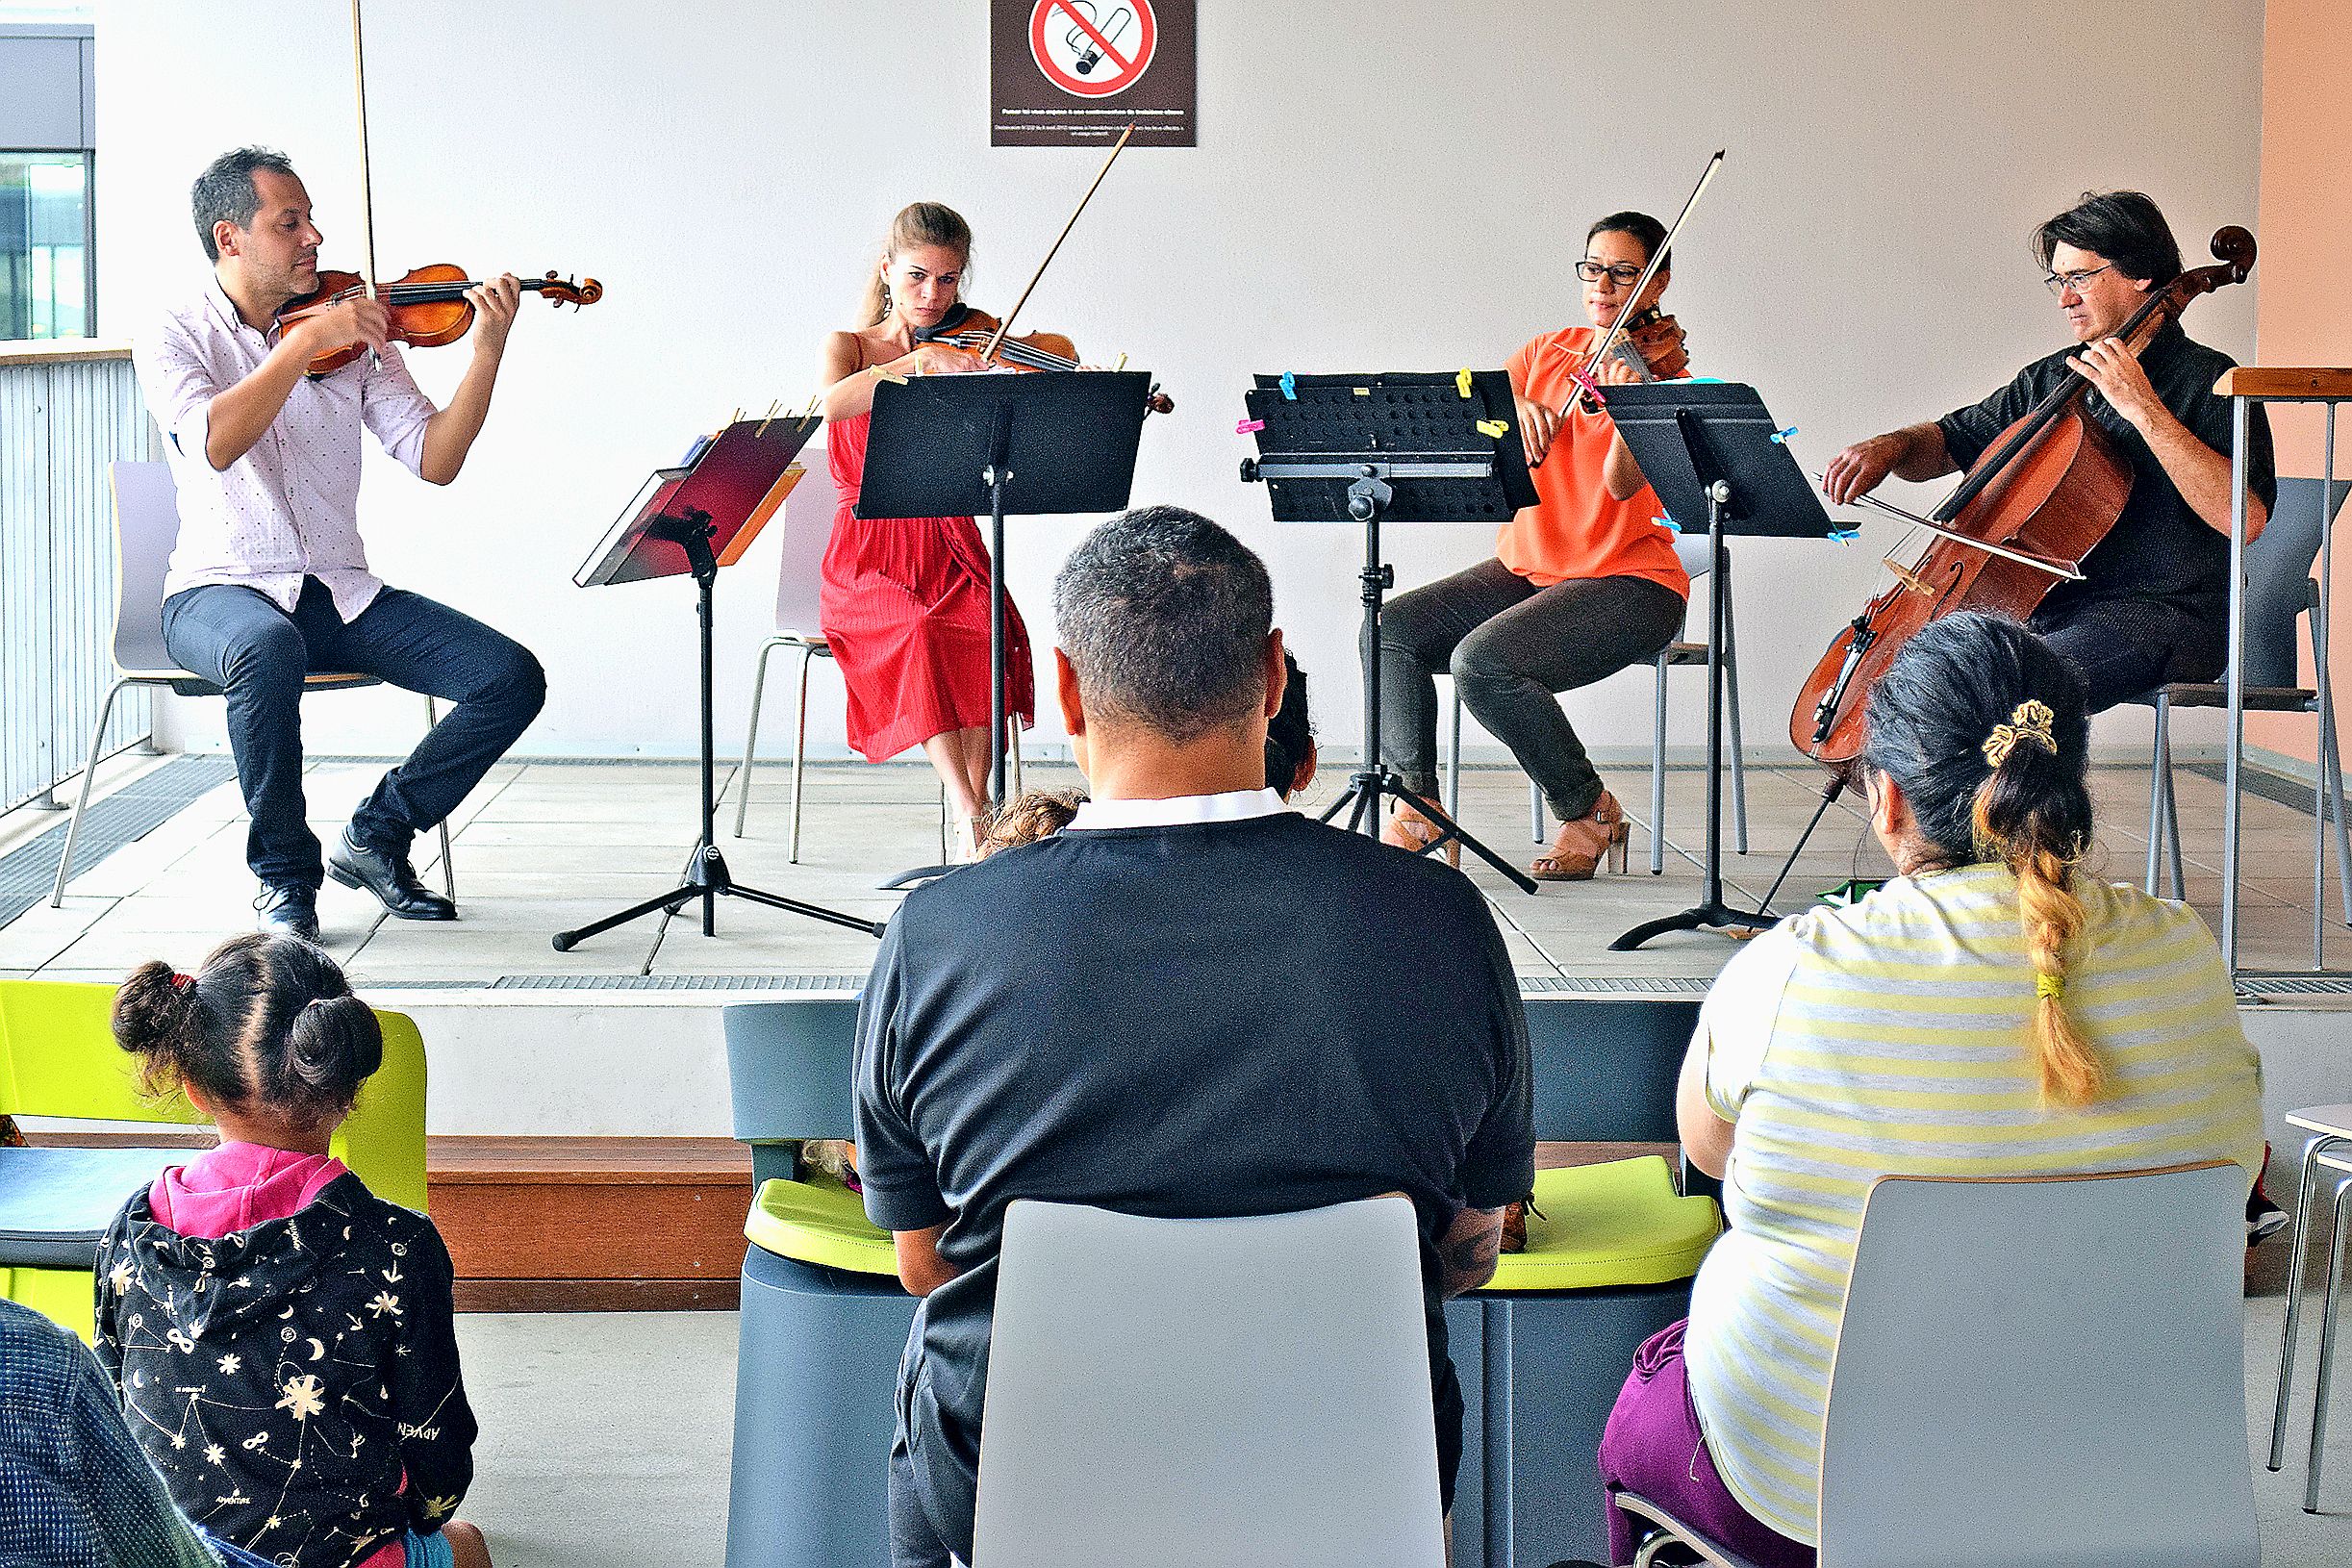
[1972,785,2104,1106]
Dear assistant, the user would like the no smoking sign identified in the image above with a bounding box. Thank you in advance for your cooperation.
[1028,0,1157,98]
[992,0,1193,146]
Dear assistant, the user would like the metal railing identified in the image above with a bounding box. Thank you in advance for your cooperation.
[0,341,155,814]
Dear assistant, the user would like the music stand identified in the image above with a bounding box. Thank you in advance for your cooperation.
[859,369,1152,806]
[555,415,886,952]
[1241,370,1539,893]
[1597,381,1829,949]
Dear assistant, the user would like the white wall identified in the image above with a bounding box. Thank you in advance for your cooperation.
[96,0,2266,763]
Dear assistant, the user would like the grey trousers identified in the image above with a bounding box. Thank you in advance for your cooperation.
[1378,558,1684,822]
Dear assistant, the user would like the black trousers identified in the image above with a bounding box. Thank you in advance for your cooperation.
[1377,558,1684,822]
[2030,594,2218,714]
[162,578,545,891]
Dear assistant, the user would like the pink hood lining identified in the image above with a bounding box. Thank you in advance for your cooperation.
[148,1140,350,1240]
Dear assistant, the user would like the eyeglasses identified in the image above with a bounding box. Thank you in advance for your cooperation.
[1576,260,1647,287]
[2043,265,2112,297]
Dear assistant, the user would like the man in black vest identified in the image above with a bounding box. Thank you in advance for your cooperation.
[854,506,1534,1568]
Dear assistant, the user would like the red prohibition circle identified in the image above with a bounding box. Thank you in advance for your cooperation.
[1028,0,1156,99]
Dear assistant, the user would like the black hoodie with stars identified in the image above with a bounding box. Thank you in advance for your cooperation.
[91,1172,475,1568]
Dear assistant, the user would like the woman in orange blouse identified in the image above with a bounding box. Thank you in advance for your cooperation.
[1377,211,1690,879]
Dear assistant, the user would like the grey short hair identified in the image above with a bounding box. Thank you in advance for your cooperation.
[191,147,297,263]
[1053,506,1275,743]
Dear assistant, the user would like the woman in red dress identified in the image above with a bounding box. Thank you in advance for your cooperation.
[818,202,1035,857]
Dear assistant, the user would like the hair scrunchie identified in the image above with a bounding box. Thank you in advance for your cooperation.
[169,972,194,991]
[1982,698,2059,769]
[2035,972,2065,999]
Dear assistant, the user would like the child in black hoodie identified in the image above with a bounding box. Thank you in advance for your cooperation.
[93,933,487,1568]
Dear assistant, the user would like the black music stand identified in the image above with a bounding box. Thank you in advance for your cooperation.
[1598,381,1829,949]
[1241,370,1539,893]
[860,369,1152,806]
[555,416,885,952]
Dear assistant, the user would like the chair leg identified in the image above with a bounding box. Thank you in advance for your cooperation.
[2144,699,2167,897]
[1445,684,1462,822]
[1530,777,1544,843]
[788,648,816,865]
[2272,1132,2352,1469]
[422,696,456,903]
[47,677,133,908]
[2321,690,2352,928]
[732,637,787,840]
[1651,654,1669,875]
[2154,703,2185,901]
[2305,1173,2352,1512]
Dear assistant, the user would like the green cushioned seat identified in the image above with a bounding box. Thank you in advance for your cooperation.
[1483,1155,1720,1293]
[746,1175,898,1276]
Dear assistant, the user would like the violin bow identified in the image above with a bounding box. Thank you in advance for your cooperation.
[347,0,382,359]
[1559,147,1725,417]
[978,122,1138,366]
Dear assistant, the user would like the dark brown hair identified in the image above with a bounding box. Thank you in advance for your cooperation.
[1859,612,2102,1104]
[976,789,1087,858]
[113,933,383,1125]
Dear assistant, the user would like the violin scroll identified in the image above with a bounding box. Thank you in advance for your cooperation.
[2209,225,2256,281]
[539,271,602,309]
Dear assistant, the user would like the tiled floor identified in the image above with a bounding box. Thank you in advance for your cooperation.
[8,746,2349,988]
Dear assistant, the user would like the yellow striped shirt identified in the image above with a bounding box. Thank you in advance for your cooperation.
[1682,865,2263,1544]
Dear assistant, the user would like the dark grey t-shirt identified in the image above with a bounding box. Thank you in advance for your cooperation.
[854,810,1533,1527]
[1936,318,2275,658]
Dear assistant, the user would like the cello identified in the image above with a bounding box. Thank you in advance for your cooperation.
[1790,225,2257,773]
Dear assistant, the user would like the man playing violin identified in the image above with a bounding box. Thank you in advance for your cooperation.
[136,146,544,941]
[1377,212,1691,881]
[1826,190,2275,713]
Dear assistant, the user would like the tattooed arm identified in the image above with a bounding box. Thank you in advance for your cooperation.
[1436,1203,1505,1298]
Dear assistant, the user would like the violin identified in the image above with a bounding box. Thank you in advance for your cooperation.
[1789,225,2258,773]
[912,304,1174,414]
[1588,307,1689,383]
[279,266,603,378]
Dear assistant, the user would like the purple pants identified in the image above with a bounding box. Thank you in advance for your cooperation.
[1597,1320,1815,1568]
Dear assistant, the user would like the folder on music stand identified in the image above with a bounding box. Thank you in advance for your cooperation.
[575,415,817,589]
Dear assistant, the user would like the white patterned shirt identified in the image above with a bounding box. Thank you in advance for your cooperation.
[136,277,439,620]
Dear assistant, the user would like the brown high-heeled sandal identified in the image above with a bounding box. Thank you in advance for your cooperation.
[1382,799,1461,868]
[1530,790,1630,881]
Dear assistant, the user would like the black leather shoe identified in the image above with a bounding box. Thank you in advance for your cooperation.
[254,883,320,943]
[328,831,456,921]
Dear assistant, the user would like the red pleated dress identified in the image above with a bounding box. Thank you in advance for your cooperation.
[820,408,1036,763]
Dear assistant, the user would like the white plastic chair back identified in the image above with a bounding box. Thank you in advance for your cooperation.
[772,441,839,640]
[1819,1164,2257,1568]
[974,1196,1446,1568]
[1670,531,1715,586]
[111,461,186,676]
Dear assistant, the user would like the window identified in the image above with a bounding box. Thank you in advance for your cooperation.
[0,150,92,339]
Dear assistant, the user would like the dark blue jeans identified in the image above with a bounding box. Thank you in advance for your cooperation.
[162,578,544,891]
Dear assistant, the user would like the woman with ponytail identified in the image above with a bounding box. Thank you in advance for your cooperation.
[93,934,487,1568]
[1593,612,2264,1566]
[817,201,1036,859]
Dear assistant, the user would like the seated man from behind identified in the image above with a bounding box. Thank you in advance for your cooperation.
[855,505,1534,1568]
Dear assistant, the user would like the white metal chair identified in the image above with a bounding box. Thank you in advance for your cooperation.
[729,445,840,861]
[2139,476,2352,966]
[726,444,996,863]
[1617,1163,2257,1568]
[974,1196,1446,1568]
[1444,534,1746,867]
[47,462,452,909]
[2267,1105,2352,1512]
